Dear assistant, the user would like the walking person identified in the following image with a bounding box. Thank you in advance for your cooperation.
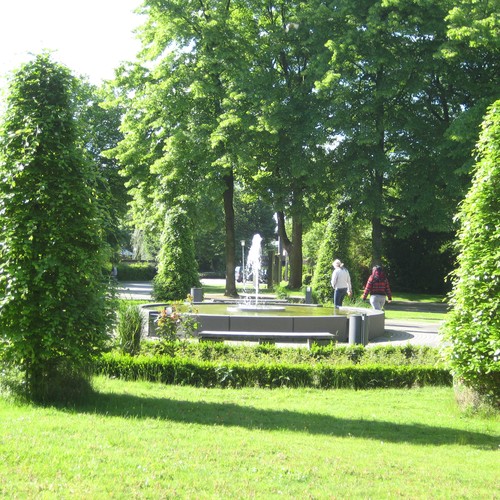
[331,259,352,307]
[362,265,392,310]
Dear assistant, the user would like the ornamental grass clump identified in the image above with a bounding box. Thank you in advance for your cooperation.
[116,304,143,355]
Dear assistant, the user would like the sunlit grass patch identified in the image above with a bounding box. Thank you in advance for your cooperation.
[1,378,498,498]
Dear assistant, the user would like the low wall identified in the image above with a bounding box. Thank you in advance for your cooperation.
[141,303,385,343]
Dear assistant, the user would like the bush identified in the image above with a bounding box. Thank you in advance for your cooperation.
[311,207,361,304]
[153,206,200,301]
[0,55,114,403]
[138,341,443,367]
[95,351,451,389]
[117,262,157,281]
[442,101,500,408]
[154,299,199,342]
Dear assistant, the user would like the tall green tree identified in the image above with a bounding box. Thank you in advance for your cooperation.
[318,0,456,263]
[442,100,500,407]
[153,205,200,301]
[311,206,360,304]
[317,0,498,269]
[113,0,252,297]
[0,55,114,403]
[235,0,333,289]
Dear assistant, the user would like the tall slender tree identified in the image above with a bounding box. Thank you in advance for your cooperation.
[442,100,500,407]
[0,55,114,403]
[235,0,333,289]
[113,0,253,297]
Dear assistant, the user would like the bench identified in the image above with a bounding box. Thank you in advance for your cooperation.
[198,331,335,348]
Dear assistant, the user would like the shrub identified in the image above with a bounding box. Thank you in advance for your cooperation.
[117,262,157,281]
[311,207,360,304]
[0,54,114,403]
[154,298,199,342]
[95,352,451,389]
[442,100,500,408]
[274,284,291,299]
[153,206,200,301]
[139,341,442,367]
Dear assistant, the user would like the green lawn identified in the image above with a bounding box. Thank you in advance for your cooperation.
[1,378,498,498]
[384,309,446,321]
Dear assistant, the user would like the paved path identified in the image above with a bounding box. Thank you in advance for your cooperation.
[118,281,445,347]
[370,319,443,347]
[117,281,154,300]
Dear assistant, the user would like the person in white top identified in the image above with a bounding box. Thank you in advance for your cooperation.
[331,259,352,307]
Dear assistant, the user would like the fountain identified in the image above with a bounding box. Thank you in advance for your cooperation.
[140,232,385,344]
[234,233,285,312]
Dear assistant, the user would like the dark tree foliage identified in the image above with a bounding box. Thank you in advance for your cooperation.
[0,54,115,403]
[384,230,455,294]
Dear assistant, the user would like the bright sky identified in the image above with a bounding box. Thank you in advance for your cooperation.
[0,0,144,93]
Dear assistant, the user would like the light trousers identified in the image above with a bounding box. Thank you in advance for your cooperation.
[370,294,386,310]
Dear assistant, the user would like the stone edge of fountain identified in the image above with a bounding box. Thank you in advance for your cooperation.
[139,302,385,343]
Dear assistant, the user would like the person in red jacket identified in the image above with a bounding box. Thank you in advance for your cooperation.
[362,265,392,310]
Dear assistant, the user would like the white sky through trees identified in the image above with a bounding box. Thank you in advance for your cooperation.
[0,0,143,95]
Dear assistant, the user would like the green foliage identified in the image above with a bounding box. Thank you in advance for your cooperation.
[116,304,143,355]
[155,300,199,342]
[303,220,327,277]
[96,350,451,389]
[76,81,130,255]
[443,100,500,407]
[274,284,291,299]
[153,206,200,301]
[116,261,156,281]
[311,208,360,303]
[0,54,115,403]
[131,340,442,367]
[110,0,498,293]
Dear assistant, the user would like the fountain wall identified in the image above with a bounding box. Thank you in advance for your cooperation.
[141,303,385,343]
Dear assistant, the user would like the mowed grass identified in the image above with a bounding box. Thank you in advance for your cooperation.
[384,309,446,321]
[1,378,498,498]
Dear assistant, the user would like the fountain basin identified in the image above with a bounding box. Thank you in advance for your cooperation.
[228,305,286,312]
[141,302,385,343]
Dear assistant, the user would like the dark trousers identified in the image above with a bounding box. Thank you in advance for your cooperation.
[334,288,348,307]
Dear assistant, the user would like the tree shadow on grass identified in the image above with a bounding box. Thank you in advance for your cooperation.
[72,391,497,450]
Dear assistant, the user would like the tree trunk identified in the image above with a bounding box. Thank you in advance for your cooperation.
[371,73,386,266]
[223,169,238,297]
[289,215,303,289]
[371,215,383,265]
[276,210,303,289]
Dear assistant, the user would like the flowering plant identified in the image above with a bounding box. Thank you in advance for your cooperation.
[155,295,198,341]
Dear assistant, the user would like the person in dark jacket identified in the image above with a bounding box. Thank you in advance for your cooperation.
[362,265,392,310]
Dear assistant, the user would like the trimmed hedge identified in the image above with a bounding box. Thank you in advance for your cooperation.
[95,352,452,389]
[140,341,442,367]
[117,262,157,281]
